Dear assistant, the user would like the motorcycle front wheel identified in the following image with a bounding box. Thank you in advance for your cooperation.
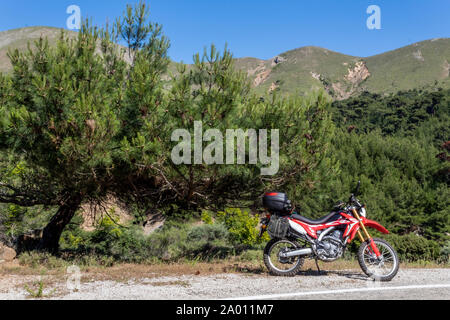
[263,238,305,276]
[357,238,399,282]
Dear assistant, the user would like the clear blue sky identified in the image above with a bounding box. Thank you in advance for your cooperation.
[1,0,449,63]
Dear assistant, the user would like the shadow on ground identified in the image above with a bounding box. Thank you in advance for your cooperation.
[231,264,371,281]
[305,269,370,281]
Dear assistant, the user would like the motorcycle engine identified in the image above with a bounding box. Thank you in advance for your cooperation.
[316,230,345,261]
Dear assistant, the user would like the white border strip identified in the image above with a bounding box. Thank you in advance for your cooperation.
[223,284,450,300]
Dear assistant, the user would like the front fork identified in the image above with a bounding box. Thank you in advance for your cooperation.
[352,208,381,257]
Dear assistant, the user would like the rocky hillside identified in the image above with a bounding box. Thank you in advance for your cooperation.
[0,27,78,73]
[235,39,450,99]
[1,27,449,99]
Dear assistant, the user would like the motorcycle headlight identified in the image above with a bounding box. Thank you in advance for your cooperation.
[360,207,367,218]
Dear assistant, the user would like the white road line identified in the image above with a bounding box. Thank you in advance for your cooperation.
[223,284,450,300]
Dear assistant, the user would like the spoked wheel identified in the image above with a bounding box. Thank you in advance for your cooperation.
[358,238,399,282]
[263,238,304,276]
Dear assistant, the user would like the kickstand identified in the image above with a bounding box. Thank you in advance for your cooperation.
[315,258,323,275]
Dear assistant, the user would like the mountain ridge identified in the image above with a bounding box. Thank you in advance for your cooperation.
[1,27,449,99]
[234,38,450,99]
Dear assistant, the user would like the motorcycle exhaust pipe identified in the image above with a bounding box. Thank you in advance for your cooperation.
[280,248,313,258]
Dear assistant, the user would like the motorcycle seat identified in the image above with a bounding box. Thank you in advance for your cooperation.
[290,212,339,225]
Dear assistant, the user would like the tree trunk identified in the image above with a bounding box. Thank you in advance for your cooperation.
[38,195,83,253]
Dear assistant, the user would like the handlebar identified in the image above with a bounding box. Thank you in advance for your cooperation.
[349,193,362,208]
[347,181,362,207]
[355,180,361,195]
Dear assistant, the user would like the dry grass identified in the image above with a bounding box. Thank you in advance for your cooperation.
[77,261,267,283]
[0,260,65,277]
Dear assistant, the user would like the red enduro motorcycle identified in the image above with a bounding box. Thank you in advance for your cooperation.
[260,182,399,281]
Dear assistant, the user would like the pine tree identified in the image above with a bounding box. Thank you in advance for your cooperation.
[0,2,338,252]
[0,2,169,252]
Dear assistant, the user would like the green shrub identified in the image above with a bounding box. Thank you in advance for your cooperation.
[59,213,89,251]
[82,219,237,263]
[201,211,214,225]
[145,222,190,261]
[18,252,68,269]
[20,209,268,265]
[441,241,450,263]
[385,233,442,262]
[216,208,268,246]
[187,223,229,243]
[59,217,235,263]
[184,223,235,260]
[85,224,151,263]
[106,227,152,263]
[238,249,262,262]
[0,203,55,245]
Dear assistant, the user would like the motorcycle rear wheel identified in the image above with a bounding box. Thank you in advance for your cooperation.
[263,238,305,276]
[357,238,399,282]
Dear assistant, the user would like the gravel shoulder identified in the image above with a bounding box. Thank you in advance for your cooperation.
[0,266,449,300]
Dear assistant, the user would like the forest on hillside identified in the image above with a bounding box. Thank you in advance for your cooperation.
[0,2,448,265]
[327,90,449,243]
